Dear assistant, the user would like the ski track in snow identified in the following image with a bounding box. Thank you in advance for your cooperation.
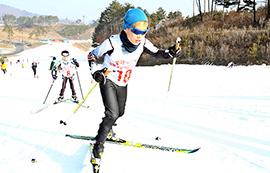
[0,42,270,173]
[125,95,270,171]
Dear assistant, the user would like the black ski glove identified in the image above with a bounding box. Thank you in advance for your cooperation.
[168,45,181,57]
[52,74,57,80]
[72,58,79,67]
[168,37,182,58]
[92,68,107,84]
[88,52,97,69]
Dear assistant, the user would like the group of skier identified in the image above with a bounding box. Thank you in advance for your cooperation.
[1,57,38,77]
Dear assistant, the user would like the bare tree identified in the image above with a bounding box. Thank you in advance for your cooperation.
[237,0,257,25]
[204,0,207,12]
[267,0,270,20]
[3,24,14,42]
[193,0,196,16]
[196,0,203,21]
[211,0,215,14]
[214,0,258,25]
[252,0,256,25]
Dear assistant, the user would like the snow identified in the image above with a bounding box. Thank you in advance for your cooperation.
[0,42,270,173]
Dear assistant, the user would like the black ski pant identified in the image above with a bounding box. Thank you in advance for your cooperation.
[32,67,37,76]
[51,70,57,78]
[59,76,76,97]
[95,79,127,143]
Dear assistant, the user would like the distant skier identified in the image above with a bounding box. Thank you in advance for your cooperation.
[49,56,58,80]
[55,50,79,103]
[87,8,182,170]
[31,61,38,78]
[1,61,7,74]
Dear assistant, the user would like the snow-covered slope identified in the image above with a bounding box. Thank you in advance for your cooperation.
[0,42,269,173]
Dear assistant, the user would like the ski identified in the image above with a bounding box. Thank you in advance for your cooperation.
[53,98,68,105]
[89,144,101,173]
[31,99,69,114]
[31,99,89,114]
[65,134,200,154]
[31,104,50,114]
[65,99,90,109]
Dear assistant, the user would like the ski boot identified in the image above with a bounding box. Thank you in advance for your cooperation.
[91,142,104,173]
[91,155,101,173]
[54,96,64,104]
[107,129,126,143]
[71,95,79,103]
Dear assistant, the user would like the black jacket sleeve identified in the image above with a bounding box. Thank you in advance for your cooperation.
[74,61,79,67]
[143,48,173,59]
[49,61,54,70]
[143,38,173,59]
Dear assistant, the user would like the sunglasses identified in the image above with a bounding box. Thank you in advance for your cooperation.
[130,27,148,35]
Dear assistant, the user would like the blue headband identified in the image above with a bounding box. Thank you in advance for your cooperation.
[123,8,148,29]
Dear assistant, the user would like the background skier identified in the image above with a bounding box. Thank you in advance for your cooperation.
[87,7,181,168]
[31,61,38,78]
[49,56,58,80]
[1,61,7,74]
[55,50,79,103]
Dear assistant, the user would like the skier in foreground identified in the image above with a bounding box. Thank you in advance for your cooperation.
[87,8,181,171]
[55,50,80,103]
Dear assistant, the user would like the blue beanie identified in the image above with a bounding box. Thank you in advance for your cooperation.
[123,8,148,29]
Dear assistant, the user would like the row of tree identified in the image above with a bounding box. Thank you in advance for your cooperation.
[1,15,60,42]
[1,14,59,28]
[194,0,270,24]
[1,13,95,42]
[92,0,270,43]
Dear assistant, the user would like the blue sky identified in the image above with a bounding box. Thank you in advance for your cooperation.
[1,0,194,22]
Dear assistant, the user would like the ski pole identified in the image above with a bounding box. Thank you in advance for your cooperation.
[43,79,55,104]
[167,37,181,92]
[73,82,98,114]
[167,57,177,92]
[75,68,84,99]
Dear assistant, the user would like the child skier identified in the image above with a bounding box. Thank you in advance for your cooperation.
[87,8,181,171]
[55,50,79,103]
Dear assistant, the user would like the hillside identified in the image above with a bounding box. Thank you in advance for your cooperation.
[1,4,269,65]
[141,8,270,66]
[0,4,38,17]
[0,24,94,56]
